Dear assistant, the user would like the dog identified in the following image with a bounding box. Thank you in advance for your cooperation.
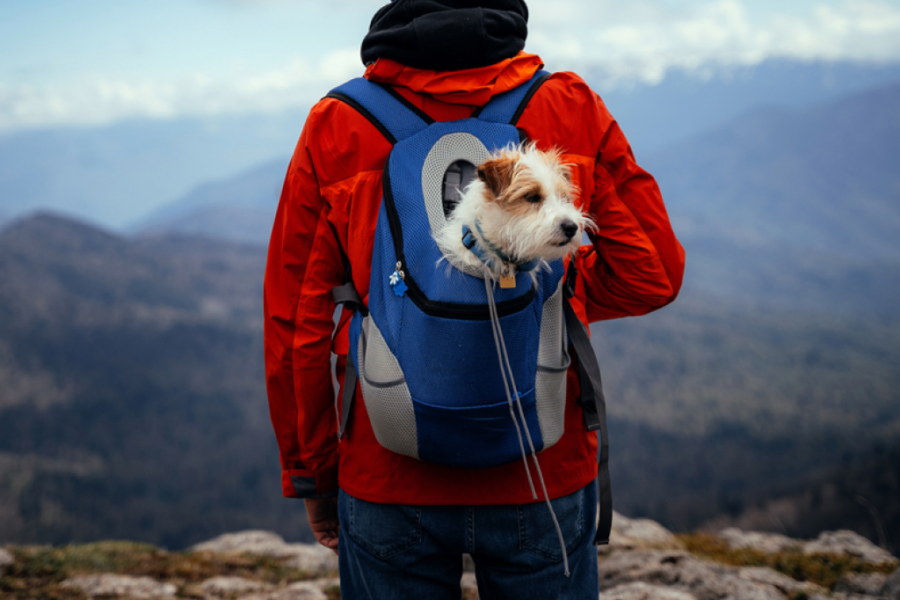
[437,143,592,282]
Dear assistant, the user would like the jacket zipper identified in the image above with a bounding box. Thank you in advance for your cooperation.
[382,154,536,321]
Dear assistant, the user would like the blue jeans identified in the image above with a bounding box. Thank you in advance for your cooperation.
[338,480,599,599]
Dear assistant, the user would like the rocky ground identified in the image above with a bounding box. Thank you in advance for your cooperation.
[1,515,898,599]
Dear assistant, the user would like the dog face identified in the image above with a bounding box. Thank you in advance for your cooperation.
[471,144,589,265]
[437,143,592,278]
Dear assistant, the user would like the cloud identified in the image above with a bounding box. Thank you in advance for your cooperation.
[0,48,362,132]
[528,0,900,87]
[2,0,900,132]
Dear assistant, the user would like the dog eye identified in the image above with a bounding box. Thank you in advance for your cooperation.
[525,193,542,204]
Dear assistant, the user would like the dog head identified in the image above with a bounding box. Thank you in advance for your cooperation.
[469,143,589,267]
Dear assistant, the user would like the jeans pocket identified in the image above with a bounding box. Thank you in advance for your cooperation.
[347,495,423,560]
[517,486,586,562]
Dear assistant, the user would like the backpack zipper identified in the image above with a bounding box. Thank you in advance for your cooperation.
[382,154,536,321]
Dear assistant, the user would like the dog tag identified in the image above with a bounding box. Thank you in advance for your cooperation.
[499,274,516,289]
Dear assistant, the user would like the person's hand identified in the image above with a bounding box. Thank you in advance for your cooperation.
[304,497,339,553]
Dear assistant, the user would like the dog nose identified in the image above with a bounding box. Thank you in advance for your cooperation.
[560,220,578,240]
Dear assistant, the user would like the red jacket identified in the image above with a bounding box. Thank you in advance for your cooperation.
[264,52,685,505]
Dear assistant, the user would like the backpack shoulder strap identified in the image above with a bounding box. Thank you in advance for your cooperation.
[326,78,433,145]
[562,261,613,546]
[474,69,552,125]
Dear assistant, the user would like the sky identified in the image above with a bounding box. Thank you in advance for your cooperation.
[1,0,900,133]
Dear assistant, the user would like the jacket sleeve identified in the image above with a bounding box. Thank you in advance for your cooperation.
[263,106,344,499]
[574,88,686,322]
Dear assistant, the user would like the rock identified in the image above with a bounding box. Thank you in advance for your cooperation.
[738,567,824,597]
[61,574,176,598]
[597,549,787,600]
[834,572,889,596]
[598,582,697,599]
[199,576,273,597]
[250,581,328,600]
[717,528,798,554]
[0,547,13,571]
[282,544,339,574]
[609,512,681,551]
[883,567,900,600]
[804,531,897,565]
[192,531,296,557]
[191,530,338,574]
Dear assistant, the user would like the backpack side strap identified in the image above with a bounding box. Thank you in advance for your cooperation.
[563,262,613,546]
[338,355,357,440]
[326,78,432,145]
[474,69,552,126]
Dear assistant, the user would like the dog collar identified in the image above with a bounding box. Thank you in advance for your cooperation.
[461,222,540,273]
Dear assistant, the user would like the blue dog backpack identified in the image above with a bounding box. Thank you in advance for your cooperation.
[328,71,613,545]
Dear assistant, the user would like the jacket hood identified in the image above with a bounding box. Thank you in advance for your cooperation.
[364,51,543,106]
[361,0,529,71]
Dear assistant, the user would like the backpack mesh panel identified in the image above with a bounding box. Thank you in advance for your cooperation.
[396,295,541,407]
[535,275,567,448]
[357,317,420,460]
[420,132,492,278]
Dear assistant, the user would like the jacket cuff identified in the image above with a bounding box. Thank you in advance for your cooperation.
[282,465,339,499]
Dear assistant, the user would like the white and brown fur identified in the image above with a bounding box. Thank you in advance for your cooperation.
[437,143,592,279]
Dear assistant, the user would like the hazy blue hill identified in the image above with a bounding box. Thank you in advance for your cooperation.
[645,82,900,260]
[599,59,900,156]
[0,110,306,229]
[130,160,287,244]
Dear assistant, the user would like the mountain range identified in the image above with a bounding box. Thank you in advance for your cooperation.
[2,59,900,230]
[128,78,900,318]
[0,214,306,549]
[0,213,897,551]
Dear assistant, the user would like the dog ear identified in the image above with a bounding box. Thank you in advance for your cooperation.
[477,156,515,198]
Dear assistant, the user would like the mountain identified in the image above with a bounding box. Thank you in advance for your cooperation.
[635,81,900,317]
[598,59,900,157]
[130,160,286,244]
[644,82,900,260]
[2,213,899,550]
[0,213,310,549]
[0,110,307,229]
[2,59,899,231]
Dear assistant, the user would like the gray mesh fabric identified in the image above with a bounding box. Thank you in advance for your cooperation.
[422,133,492,277]
[358,317,420,459]
[537,279,567,369]
[535,280,568,448]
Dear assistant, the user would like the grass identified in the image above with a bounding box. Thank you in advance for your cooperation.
[0,541,332,600]
[678,533,899,591]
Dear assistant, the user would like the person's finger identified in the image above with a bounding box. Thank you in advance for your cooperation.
[313,527,340,552]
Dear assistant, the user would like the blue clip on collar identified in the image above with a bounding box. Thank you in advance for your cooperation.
[461,221,540,273]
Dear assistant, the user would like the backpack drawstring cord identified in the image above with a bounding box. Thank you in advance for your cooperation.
[483,275,571,578]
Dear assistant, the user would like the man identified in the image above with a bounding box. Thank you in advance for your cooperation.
[264,1,685,598]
